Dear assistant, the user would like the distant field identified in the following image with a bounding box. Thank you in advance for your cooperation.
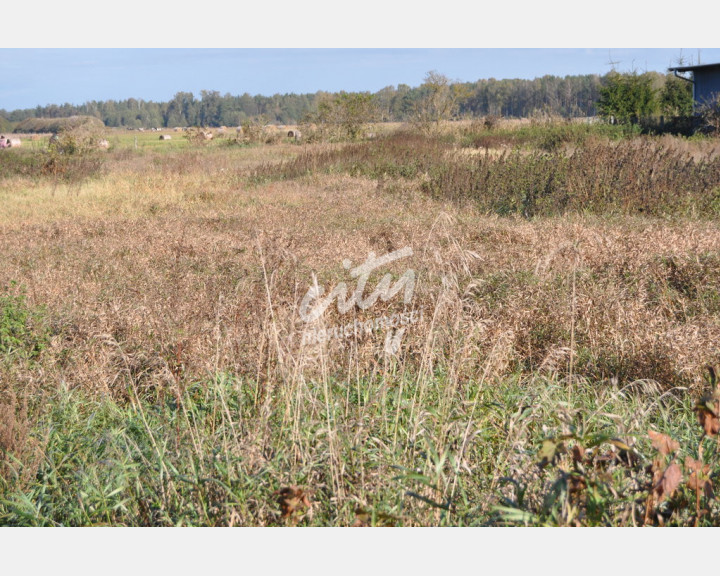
[2,121,720,526]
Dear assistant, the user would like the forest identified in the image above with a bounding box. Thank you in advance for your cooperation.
[0,70,692,131]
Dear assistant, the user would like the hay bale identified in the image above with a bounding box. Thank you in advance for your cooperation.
[97,139,109,148]
[13,115,104,134]
[159,134,172,141]
[287,129,302,140]
[7,138,21,147]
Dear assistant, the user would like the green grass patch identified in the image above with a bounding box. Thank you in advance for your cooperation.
[1,366,718,526]
[0,282,49,362]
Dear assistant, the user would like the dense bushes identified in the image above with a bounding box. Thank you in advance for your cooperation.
[423,139,720,217]
[258,129,720,218]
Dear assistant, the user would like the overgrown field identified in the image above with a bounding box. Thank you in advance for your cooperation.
[2,122,720,526]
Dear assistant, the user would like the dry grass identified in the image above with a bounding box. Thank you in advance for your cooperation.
[5,165,719,394]
[2,128,720,525]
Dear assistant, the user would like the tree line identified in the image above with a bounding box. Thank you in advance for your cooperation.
[0,70,694,131]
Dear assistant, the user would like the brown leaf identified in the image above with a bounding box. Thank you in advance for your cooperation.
[572,444,585,463]
[684,456,708,474]
[685,457,713,497]
[648,430,680,456]
[653,461,682,502]
[686,475,713,498]
[695,366,720,437]
[695,399,720,437]
[274,486,312,524]
[568,474,587,498]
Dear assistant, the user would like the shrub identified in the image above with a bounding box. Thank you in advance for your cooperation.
[0,149,46,181]
[44,125,107,184]
[698,93,720,135]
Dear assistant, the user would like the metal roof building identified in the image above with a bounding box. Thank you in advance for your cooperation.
[668,62,720,110]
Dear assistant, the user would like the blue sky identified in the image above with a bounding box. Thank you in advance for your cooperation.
[2,0,719,112]
[2,48,720,112]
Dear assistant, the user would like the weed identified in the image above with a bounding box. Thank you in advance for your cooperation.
[0,283,48,361]
[497,367,720,526]
[254,128,720,218]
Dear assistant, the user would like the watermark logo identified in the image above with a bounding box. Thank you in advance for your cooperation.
[299,247,420,354]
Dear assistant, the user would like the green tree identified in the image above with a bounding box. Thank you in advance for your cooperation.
[390,84,415,121]
[660,74,693,117]
[0,112,11,132]
[199,90,221,127]
[238,93,258,117]
[598,71,659,124]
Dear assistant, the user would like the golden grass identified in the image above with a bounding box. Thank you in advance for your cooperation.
[4,133,720,526]
[2,140,720,402]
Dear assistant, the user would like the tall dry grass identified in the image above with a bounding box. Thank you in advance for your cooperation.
[2,129,720,525]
